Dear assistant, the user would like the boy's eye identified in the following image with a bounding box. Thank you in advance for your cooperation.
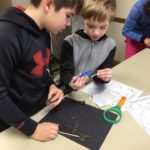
[66,15,72,19]
[87,25,95,29]
[100,27,106,30]
[100,26,108,30]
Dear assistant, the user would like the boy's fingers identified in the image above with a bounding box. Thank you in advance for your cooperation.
[49,90,64,106]
[50,94,59,103]
[50,94,64,107]
[48,91,55,100]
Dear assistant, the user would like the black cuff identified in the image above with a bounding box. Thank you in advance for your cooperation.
[18,118,37,136]
[93,76,111,84]
[141,36,146,43]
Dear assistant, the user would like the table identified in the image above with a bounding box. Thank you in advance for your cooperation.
[1,49,150,150]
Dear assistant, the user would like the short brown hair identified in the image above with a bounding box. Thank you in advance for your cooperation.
[81,0,116,22]
[30,0,84,14]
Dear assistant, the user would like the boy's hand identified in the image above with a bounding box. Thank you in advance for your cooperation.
[144,37,150,47]
[96,68,112,82]
[46,84,64,107]
[69,75,89,90]
[31,122,59,142]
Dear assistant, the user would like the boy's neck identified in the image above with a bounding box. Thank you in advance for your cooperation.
[24,5,44,30]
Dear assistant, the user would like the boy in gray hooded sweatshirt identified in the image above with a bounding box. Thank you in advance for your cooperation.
[60,0,117,91]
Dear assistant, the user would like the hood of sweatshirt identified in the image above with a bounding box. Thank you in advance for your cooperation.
[0,7,42,36]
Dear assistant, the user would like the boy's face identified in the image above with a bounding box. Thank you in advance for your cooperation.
[83,18,110,41]
[45,6,75,34]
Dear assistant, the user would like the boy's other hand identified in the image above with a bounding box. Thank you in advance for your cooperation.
[97,68,112,82]
[144,37,150,47]
[69,75,89,90]
[46,84,64,107]
[31,122,59,142]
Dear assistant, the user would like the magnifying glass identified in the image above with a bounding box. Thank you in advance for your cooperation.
[103,96,127,124]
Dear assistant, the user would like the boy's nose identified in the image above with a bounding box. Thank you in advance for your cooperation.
[93,29,101,35]
[66,19,71,27]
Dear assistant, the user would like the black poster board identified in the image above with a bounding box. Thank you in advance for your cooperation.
[40,97,116,150]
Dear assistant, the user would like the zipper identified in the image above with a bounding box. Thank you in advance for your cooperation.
[46,68,50,77]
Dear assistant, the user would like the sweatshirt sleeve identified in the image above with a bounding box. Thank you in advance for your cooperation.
[122,4,144,42]
[93,46,116,83]
[60,40,74,88]
[0,30,37,136]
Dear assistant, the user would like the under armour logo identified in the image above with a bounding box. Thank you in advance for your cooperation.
[31,48,50,77]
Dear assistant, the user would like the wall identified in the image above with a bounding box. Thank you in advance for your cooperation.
[107,0,137,62]
[12,0,30,8]
[107,23,125,62]
[0,0,12,11]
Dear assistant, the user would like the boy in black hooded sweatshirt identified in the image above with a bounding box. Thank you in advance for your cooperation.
[0,0,83,142]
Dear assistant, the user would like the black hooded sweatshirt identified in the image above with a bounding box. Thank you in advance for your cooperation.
[0,7,54,136]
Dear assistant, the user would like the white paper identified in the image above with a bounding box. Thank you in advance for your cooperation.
[81,79,143,108]
[127,95,150,136]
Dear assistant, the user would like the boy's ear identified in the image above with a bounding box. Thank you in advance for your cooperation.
[44,0,54,12]
[81,18,85,24]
